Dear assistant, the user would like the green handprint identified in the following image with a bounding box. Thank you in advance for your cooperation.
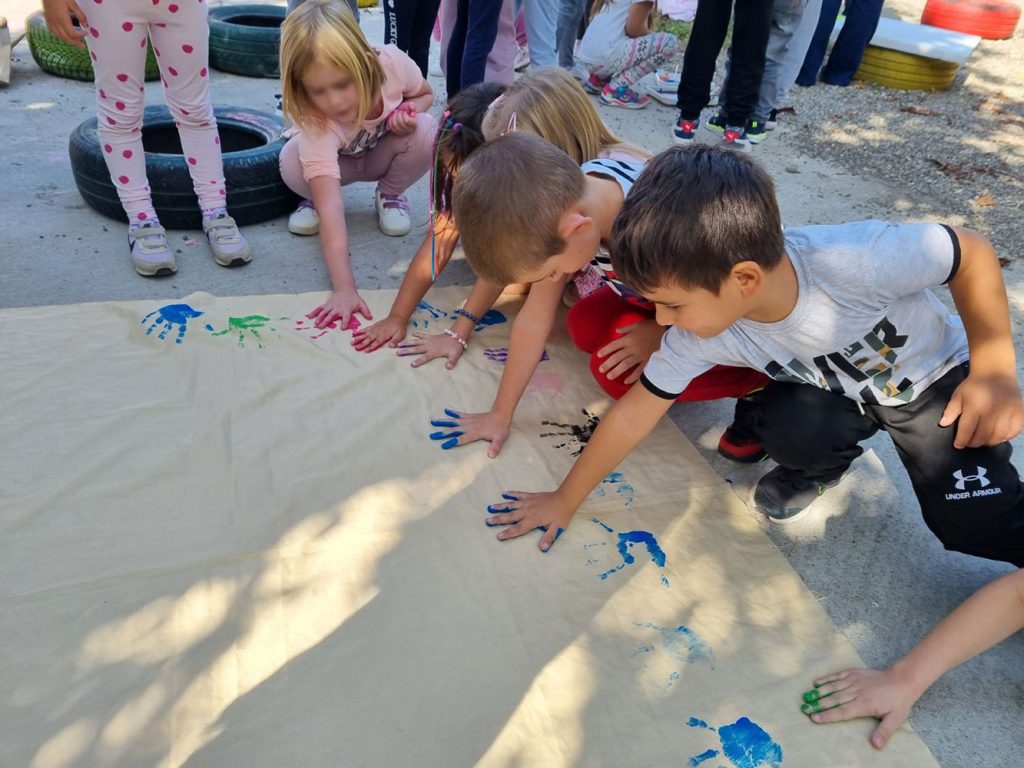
[206,315,277,348]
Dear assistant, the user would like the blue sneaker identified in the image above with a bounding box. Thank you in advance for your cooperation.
[745,117,767,144]
[722,125,751,151]
[673,115,700,144]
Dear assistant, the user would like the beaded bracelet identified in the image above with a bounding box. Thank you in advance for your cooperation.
[454,307,481,325]
[444,328,469,350]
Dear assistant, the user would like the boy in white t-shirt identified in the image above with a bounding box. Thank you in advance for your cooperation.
[482,145,1024,565]
[576,0,677,109]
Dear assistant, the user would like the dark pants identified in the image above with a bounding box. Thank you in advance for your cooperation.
[753,364,1024,566]
[676,0,773,125]
[446,0,504,95]
[384,0,443,77]
[796,0,884,86]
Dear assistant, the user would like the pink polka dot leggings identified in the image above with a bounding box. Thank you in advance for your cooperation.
[85,0,225,224]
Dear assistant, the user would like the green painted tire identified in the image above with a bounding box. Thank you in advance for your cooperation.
[26,11,160,82]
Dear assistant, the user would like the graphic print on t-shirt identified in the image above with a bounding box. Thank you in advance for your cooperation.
[764,316,917,404]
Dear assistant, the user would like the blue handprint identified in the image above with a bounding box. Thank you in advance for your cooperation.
[141,303,204,344]
[474,309,507,331]
[687,716,783,768]
[483,347,549,365]
[590,518,667,582]
[633,621,714,687]
[591,470,635,506]
[410,300,450,329]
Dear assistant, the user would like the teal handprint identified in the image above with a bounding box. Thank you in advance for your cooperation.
[687,716,783,768]
[206,315,277,348]
[141,304,204,344]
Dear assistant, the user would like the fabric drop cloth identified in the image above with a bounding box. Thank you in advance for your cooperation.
[0,288,938,767]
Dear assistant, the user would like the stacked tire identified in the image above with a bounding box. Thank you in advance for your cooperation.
[208,5,286,78]
[855,46,960,91]
[921,0,1021,40]
[27,11,160,82]
[70,106,298,230]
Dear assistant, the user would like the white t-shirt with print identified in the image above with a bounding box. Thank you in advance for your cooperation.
[577,0,651,66]
[641,221,969,406]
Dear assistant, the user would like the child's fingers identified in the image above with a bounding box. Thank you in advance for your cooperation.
[496,519,534,541]
[870,711,904,751]
[430,430,464,441]
[357,301,373,321]
[938,390,962,428]
[487,432,507,459]
[485,509,522,527]
[810,678,854,699]
[604,357,639,382]
[395,343,424,357]
[812,670,852,688]
[595,337,627,359]
[807,694,860,723]
[502,492,522,501]
[538,526,564,552]
[953,409,980,449]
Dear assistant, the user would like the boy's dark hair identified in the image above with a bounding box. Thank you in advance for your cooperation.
[433,82,507,215]
[453,132,584,286]
[611,145,785,295]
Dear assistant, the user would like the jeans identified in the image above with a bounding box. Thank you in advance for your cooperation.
[676,0,773,126]
[796,0,884,86]
[524,0,559,66]
[556,0,586,68]
[447,0,505,94]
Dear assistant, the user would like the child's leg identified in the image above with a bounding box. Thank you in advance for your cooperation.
[446,0,471,94]
[408,0,444,76]
[869,364,1024,566]
[720,0,772,126]
[795,0,839,86]
[278,136,313,199]
[676,0,733,121]
[366,114,440,197]
[459,0,504,90]
[85,1,155,224]
[147,2,224,216]
[606,32,678,89]
[772,0,823,107]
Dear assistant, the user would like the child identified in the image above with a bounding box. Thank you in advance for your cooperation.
[42,0,252,276]
[278,0,437,330]
[575,0,678,109]
[469,144,1024,564]
[672,0,773,149]
[353,69,658,380]
[801,568,1023,750]
[430,133,768,463]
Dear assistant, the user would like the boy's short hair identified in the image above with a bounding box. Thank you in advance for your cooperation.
[611,146,785,295]
[452,132,584,286]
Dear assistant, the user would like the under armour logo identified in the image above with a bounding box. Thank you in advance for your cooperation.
[953,467,990,491]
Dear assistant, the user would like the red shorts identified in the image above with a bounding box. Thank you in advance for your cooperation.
[564,285,769,401]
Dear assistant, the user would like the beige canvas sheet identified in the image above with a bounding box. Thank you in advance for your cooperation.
[0,288,938,768]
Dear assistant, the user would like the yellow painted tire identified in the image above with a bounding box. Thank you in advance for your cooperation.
[855,45,959,91]
[357,0,378,7]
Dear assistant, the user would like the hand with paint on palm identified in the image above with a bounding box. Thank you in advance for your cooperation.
[484,491,573,552]
[308,288,373,331]
[429,408,510,457]
[397,331,465,369]
[351,314,408,352]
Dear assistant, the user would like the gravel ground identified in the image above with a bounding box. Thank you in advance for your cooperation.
[776,0,1024,264]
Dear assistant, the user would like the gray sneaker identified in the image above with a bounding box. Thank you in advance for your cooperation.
[203,212,252,267]
[128,223,177,277]
[752,466,840,524]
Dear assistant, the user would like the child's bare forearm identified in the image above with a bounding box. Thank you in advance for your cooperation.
[891,569,1024,696]
[309,177,354,290]
[556,385,672,509]
[403,83,434,114]
[491,281,563,421]
[448,278,505,339]
[948,228,1017,376]
[388,223,460,321]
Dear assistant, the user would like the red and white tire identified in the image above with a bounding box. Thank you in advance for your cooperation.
[921,0,1021,40]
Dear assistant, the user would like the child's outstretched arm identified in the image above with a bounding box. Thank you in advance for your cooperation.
[941,227,1023,448]
[486,384,674,550]
[429,278,565,457]
[802,568,1024,750]
[42,0,89,47]
[396,277,505,369]
[352,213,461,352]
[306,176,372,330]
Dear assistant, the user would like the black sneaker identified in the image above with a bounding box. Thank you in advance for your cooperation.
[705,111,727,135]
[766,108,779,130]
[752,466,840,524]
[745,117,767,144]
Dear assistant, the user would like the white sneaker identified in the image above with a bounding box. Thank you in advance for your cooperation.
[128,222,177,277]
[375,189,411,237]
[203,212,252,267]
[288,199,319,235]
[514,44,530,72]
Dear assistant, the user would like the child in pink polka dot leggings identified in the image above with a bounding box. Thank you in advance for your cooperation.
[42,0,252,276]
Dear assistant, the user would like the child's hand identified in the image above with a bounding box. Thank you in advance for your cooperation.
[351,315,407,352]
[484,491,573,551]
[396,331,465,370]
[386,106,417,136]
[42,0,89,48]
[429,408,510,458]
[801,668,920,751]
[940,372,1024,448]
[595,319,665,384]
[307,288,373,331]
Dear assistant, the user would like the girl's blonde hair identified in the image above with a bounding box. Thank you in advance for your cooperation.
[481,68,650,164]
[280,0,386,129]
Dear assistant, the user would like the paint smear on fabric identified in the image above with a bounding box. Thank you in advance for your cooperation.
[207,315,274,348]
[541,409,601,456]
